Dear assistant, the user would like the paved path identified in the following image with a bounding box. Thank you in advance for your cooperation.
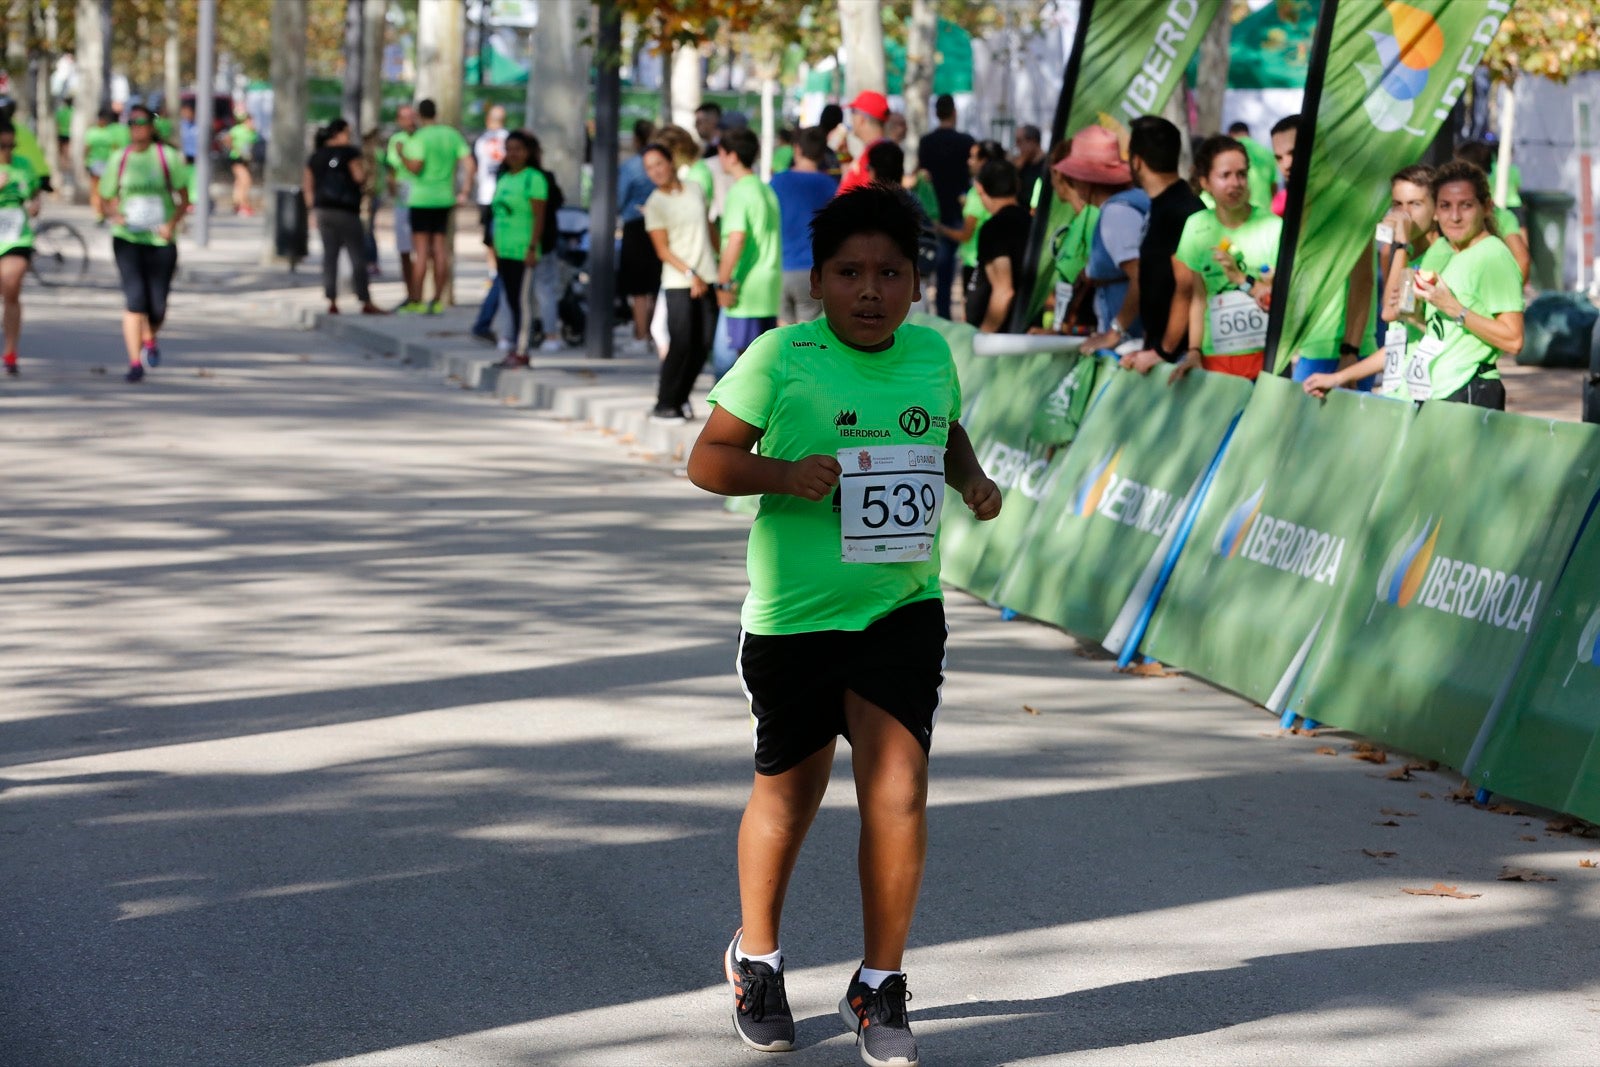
[2,251,1599,1067]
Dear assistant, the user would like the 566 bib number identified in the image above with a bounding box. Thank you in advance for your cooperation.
[838,445,945,563]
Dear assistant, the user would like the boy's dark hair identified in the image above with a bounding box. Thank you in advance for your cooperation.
[977,158,1019,199]
[1128,115,1181,174]
[0,119,13,138]
[632,118,655,142]
[934,94,956,121]
[1017,124,1041,146]
[720,126,759,168]
[1391,163,1436,189]
[866,140,905,183]
[1228,121,1251,137]
[810,184,922,270]
[1454,139,1495,174]
[695,101,722,119]
[818,103,844,132]
[796,125,828,165]
[418,99,437,120]
[975,139,1007,165]
[98,104,118,123]
[506,129,537,158]
[1270,114,1300,137]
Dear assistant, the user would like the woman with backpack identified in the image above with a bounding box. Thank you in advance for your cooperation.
[99,104,189,384]
[304,118,383,316]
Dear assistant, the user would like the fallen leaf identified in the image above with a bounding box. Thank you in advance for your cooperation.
[1407,760,1440,772]
[1449,781,1477,802]
[1417,791,1435,799]
[1579,859,1597,868]
[1380,808,1418,817]
[1022,704,1040,716]
[1373,819,1401,827]
[1362,849,1397,858]
[1350,744,1389,764]
[1519,835,1538,842]
[1488,803,1525,816]
[1073,644,1115,661]
[1315,746,1339,756]
[1545,817,1596,836]
[1498,866,1556,882]
[1386,766,1414,780]
[1118,660,1175,677]
[1401,883,1480,899]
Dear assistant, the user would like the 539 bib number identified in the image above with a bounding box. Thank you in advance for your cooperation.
[838,445,945,563]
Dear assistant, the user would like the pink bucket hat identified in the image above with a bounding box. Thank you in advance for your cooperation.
[1054,126,1131,185]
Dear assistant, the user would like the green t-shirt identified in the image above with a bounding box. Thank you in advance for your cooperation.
[0,156,41,253]
[384,130,415,200]
[85,122,130,169]
[771,145,794,173]
[1416,234,1523,399]
[959,188,990,268]
[685,160,714,204]
[56,105,73,138]
[1052,203,1096,285]
[912,176,939,226]
[99,144,189,246]
[1238,136,1277,214]
[404,124,471,209]
[721,173,782,318]
[1489,162,1522,209]
[1492,205,1521,241]
[227,122,257,162]
[490,166,549,261]
[1173,206,1282,353]
[705,316,963,635]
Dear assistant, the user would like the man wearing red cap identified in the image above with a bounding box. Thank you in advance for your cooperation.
[835,90,890,196]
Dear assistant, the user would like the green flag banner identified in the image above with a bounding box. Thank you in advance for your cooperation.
[1284,402,1600,768]
[991,366,1253,643]
[1469,507,1600,823]
[1272,0,1515,371]
[1141,376,1411,705]
[1024,0,1224,326]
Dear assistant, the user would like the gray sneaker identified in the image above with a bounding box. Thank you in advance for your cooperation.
[724,930,795,1053]
[839,967,918,1067]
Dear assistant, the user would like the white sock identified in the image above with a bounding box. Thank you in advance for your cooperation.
[736,934,783,972]
[859,966,900,990]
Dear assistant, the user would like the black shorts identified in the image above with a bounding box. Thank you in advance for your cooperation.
[480,203,495,246]
[737,597,947,776]
[111,237,178,326]
[618,217,663,296]
[1,247,32,263]
[1442,375,1507,410]
[409,206,451,235]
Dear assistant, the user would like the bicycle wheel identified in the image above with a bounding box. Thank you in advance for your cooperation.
[29,220,90,287]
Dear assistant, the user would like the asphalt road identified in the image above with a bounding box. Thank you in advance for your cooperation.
[2,271,1599,1067]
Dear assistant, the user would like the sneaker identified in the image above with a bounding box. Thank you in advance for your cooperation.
[539,338,565,354]
[141,340,161,368]
[125,364,145,384]
[724,931,794,1053]
[497,353,530,369]
[3,352,17,377]
[360,303,387,316]
[471,327,497,345]
[396,301,429,315]
[649,405,687,424]
[839,968,918,1067]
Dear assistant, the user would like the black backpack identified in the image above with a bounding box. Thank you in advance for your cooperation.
[540,169,564,256]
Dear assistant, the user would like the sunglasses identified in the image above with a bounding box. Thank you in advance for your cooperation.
[129,117,152,127]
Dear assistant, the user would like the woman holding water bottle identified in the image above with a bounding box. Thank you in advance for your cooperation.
[1167,134,1281,382]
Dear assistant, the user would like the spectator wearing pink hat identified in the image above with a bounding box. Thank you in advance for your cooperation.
[836,90,890,196]
[1058,125,1150,352]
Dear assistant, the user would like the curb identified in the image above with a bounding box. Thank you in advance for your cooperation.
[312,312,711,466]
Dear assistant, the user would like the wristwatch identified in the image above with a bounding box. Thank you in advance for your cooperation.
[1453,308,1468,326]
[1238,276,1256,292]
[1339,342,1360,358]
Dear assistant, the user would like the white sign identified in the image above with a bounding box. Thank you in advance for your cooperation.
[1207,288,1268,355]
[837,445,945,564]
[1382,323,1406,395]
[1407,335,1441,402]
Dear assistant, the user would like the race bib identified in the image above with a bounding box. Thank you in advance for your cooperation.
[1207,288,1268,355]
[838,445,945,564]
[124,195,167,233]
[0,207,23,245]
[1381,323,1406,395]
[1407,336,1441,402]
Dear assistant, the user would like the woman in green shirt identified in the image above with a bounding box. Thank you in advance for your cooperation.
[489,131,547,367]
[223,113,258,216]
[0,120,42,375]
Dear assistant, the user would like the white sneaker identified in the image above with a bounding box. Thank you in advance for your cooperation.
[539,338,565,354]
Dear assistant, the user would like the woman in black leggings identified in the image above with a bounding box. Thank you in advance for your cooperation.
[305,119,383,315]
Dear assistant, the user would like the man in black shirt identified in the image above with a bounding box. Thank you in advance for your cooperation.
[1014,125,1045,211]
[917,94,975,320]
[967,160,1031,332]
[1121,115,1204,373]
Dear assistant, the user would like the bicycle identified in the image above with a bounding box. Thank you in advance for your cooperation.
[27,218,89,287]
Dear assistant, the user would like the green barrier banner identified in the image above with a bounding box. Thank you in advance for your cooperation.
[1284,403,1600,767]
[1273,0,1514,371]
[1468,505,1600,823]
[992,366,1253,643]
[1025,0,1224,326]
[1141,375,1411,705]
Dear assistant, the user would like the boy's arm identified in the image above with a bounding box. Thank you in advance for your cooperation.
[688,406,840,500]
[716,230,747,308]
[944,421,1001,520]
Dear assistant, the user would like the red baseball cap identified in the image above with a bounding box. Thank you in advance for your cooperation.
[846,90,890,123]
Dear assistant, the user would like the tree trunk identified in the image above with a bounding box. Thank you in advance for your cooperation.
[342,0,364,127]
[1194,5,1230,138]
[670,44,700,135]
[31,0,62,190]
[69,0,108,202]
[1163,85,1193,180]
[415,0,464,127]
[838,0,886,101]
[263,0,307,265]
[657,25,672,126]
[5,1,26,78]
[164,0,181,117]
[360,0,385,136]
[529,0,587,202]
[902,0,937,171]
[759,73,777,180]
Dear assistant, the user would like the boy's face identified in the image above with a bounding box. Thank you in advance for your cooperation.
[810,232,920,350]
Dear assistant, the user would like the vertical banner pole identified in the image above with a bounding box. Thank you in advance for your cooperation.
[1008,0,1095,335]
[1263,0,1339,376]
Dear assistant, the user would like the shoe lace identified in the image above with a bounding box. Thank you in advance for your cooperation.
[737,963,784,1022]
[864,974,912,1028]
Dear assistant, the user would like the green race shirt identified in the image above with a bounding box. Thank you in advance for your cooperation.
[385,130,415,200]
[1174,205,1283,354]
[490,166,549,261]
[706,316,963,635]
[1489,162,1522,209]
[1052,203,1096,285]
[1493,205,1521,242]
[85,122,130,169]
[0,156,40,253]
[721,173,782,318]
[227,122,257,162]
[403,124,471,209]
[685,160,714,206]
[1239,136,1278,214]
[771,145,794,173]
[1416,234,1523,400]
[99,144,189,246]
[959,188,990,268]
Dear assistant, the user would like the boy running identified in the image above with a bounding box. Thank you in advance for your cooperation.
[688,184,1002,1067]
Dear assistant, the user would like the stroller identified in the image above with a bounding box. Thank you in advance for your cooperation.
[548,206,634,347]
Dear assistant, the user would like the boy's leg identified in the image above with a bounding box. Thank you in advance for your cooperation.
[845,691,929,973]
[736,739,836,956]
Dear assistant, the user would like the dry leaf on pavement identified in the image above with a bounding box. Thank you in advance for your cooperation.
[1545,817,1595,836]
[1580,859,1597,868]
[1315,746,1339,756]
[1418,791,1435,799]
[1380,808,1418,817]
[1373,819,1401,827]
[1402,883,1481,899]
[1386,766,1414,780]
[1498,866,1556,882]
[1519,835,1538,842]
[1449,782,1477,802]
[1119,660,1175,677]
[1350,744,1388,764]
[1362,849,1397,858]
[1022,704,1041,716]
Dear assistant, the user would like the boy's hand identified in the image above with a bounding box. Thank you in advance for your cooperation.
[962,477,1002,521]
[783,454,842,501]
